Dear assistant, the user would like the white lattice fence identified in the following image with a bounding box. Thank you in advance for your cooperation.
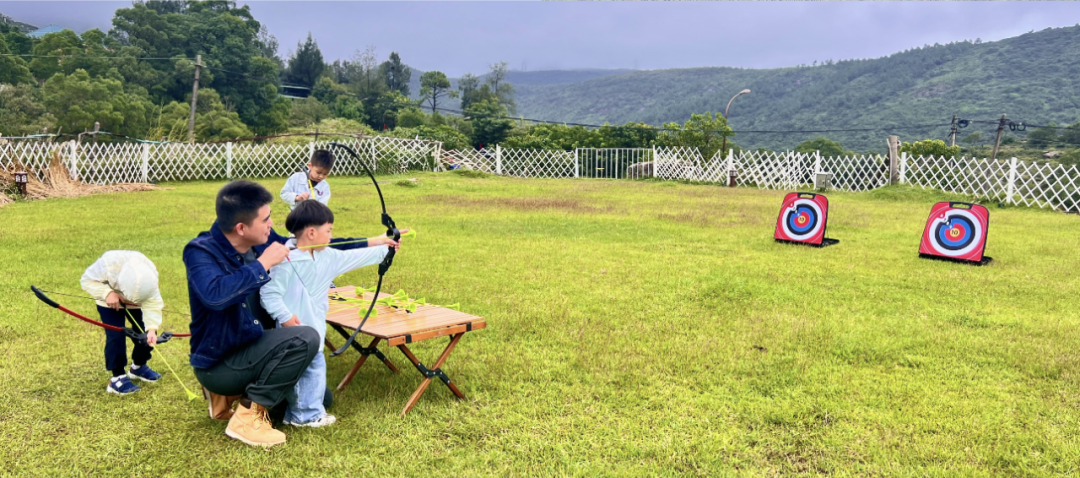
[441,148,496,173]
[499,148,576,178]
[0,141,69,180]
[821,153,888,191]
[1012,161,1080,212]
[904,156,1009,201]
[905,155,1080,212]
[732,151,813,190]
[148,143,228,182]
[76,142,146,184]
[576,148,654,179]
[654,146,705,180]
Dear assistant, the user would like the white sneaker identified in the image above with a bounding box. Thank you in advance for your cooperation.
[285,414,336,428]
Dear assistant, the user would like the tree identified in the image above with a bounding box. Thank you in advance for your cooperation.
[108,1,288,134]
[962,132,982,147]
[1058,121,1080,147]
[257,24,283,72]
[458,73,481,110]
[366,91,412,130]
[284,33,325,88]
[287,97,333,127]
[379,52,411,96]
[396,108,426,128]
[28,30,83,80]
[419,70,458,114]
[795,137,845,157]
[485,61,516,114]
[1026,124,1058,149]
[154,88,253,141]
[353,46,386,98]
[311,77,365,123]
[42,69,155,137]
[0,36,32,85]
[656,112,732,159]
[900,139,961,158]
[465,98,513,148]
[0,84,55,136]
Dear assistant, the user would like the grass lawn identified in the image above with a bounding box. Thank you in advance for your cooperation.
[1,172,1079,476]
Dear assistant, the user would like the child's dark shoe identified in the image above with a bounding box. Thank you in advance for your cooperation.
[128,365,161,383]
[107,376,141,395]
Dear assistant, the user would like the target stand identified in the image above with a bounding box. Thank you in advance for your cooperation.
[918,201,992,266]
[774,192,839,248]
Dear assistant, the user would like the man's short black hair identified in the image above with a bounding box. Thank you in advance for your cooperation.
[285,200,335,235]
[311,150,335,170]
[216,180,274,233]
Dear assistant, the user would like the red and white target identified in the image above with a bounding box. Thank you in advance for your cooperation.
[919,202,991,264]
[774,192,831,246]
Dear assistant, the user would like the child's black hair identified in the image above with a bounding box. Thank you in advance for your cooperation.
[311,149,335,170]
[285,199,335,235]
[216,180,274,233]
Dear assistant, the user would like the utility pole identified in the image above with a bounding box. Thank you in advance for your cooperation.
[187,54,202,143]
[990,114,1007,161]
[949,114,958,147]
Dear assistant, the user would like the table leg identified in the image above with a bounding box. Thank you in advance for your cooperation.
[398,333,466,417]
[331,323,399,374]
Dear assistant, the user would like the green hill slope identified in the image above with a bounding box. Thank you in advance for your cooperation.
[515,26,1080,153]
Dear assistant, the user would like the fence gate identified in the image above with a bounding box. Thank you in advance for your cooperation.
[576,148,653,179]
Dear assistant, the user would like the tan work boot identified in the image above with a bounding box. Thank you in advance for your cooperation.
[225,400,286,448]
[203,386,240,421]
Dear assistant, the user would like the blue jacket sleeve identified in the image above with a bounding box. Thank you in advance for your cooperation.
[183,245,271,311]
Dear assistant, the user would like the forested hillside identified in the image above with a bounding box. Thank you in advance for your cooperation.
[515,25,1080,152]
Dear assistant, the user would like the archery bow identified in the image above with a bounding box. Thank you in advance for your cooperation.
[327,141,401,357]
[121,306,199,401]
[31,286,190,346]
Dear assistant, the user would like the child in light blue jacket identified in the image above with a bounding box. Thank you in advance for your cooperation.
[260,200,401,427]
[281,149,333,211]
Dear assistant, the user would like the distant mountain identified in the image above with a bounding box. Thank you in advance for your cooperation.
[0,12,37,33]
[512,26,1080,153]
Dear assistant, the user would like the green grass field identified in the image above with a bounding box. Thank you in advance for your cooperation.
[1,172,1078,476]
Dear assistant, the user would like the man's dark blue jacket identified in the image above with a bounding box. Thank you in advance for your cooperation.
[183,223,366,369]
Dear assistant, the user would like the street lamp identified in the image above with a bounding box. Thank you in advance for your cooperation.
[720,89,750,158]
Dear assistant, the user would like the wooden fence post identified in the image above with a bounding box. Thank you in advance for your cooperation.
[887,135,900,185]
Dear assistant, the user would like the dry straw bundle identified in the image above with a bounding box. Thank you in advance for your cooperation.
[0,151,159,207]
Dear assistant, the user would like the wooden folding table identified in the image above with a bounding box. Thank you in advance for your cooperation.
[324,286,486,417]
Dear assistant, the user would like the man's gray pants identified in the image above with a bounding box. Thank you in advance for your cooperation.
[194,326,319,409]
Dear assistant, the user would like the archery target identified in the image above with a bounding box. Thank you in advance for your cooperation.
[919,202,990,263]
[774,192,829,245]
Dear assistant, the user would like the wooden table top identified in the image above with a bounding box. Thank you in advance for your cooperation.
[325,286,485,344]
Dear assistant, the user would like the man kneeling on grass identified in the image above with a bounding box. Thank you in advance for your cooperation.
[183,180,393,447]
[261,200,399,428]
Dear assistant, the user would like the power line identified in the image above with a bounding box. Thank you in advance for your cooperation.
[0,54,192,60]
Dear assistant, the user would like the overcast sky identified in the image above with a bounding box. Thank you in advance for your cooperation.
[4,1,1080,76]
